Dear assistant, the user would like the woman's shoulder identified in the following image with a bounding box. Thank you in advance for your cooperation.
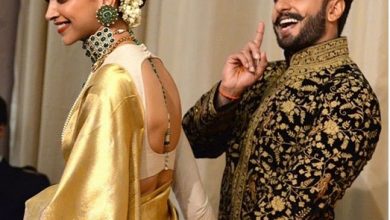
[105,43,154,68]
[89,64,138,97]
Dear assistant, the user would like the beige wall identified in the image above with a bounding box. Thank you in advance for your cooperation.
[0,0,20,158]
[10,1,388,219]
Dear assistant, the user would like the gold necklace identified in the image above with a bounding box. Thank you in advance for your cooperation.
[92,35,133,72]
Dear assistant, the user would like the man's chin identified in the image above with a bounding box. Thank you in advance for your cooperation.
[277,37,296,50]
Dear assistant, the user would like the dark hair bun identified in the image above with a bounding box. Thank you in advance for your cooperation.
[140,0,147,8]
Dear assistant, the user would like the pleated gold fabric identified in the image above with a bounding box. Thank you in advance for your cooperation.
[24,64,175,219]
[141,182,178,220]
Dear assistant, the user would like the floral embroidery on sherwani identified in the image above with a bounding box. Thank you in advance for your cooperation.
[182,38,381,220]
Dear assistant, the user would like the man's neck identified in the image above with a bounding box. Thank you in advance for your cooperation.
[284,36,340,65]
[284,50,295,66]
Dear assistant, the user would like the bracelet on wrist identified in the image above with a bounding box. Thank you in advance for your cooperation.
[218,87,241,101]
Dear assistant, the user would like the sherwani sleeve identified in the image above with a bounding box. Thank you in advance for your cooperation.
[182,83,239,158]
[255,76,381,219]
[24,65,144,220]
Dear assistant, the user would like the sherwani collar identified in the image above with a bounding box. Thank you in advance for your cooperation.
[285,37,349,67]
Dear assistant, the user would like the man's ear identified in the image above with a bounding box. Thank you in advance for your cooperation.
[327,0,346,22]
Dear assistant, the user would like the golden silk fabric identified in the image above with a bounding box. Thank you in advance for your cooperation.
[183,38,381,219]
[141,182,177,219]
[25,64,176,219]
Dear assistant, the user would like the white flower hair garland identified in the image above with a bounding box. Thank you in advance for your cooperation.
[119,0,144,28]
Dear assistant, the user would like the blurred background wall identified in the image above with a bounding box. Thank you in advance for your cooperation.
[1,1,387,219]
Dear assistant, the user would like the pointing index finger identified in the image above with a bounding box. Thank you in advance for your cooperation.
[254,22,265,46]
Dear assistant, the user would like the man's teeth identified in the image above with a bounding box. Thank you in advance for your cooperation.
[280,18,298,25]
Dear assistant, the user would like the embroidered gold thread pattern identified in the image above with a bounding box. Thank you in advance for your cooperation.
[182,38,381,219]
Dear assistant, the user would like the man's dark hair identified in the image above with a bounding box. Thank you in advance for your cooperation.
[338,0,353,35]
[0,97,7,126]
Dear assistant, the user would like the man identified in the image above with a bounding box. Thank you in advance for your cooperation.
[182,0,381,219]
[0,97,50,220]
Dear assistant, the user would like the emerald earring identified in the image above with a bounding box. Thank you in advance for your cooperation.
[96,5,119,27]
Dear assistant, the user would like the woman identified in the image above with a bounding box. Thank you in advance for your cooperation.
[25,0,214,219]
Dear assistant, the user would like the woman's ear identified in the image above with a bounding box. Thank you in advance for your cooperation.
[327,0,346,22]
[101,0,117,7]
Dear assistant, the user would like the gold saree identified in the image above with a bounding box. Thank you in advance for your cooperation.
[141,182,177,219]
[24,64,177,220]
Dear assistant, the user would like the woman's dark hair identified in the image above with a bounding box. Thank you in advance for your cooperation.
[338,0,353,35]
[0,97,8,126]
[140,0,147,8]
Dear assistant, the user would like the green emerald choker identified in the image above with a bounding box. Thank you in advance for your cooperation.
[82,27,115,64]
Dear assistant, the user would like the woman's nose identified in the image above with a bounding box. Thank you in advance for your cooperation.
[45,2,59,21]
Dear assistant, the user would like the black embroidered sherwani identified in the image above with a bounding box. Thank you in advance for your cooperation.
[182,38,381,220]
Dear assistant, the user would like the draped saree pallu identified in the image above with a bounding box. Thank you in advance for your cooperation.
[24,44,178,220]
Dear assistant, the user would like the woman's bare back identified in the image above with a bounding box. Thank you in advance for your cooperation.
[139,58,182,195]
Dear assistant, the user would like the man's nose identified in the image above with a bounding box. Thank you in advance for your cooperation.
[274,0,292,13]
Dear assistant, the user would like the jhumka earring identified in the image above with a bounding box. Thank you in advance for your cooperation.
[96,5,119,27]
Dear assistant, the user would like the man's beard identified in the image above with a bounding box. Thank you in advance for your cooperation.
[273,6,327,54]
